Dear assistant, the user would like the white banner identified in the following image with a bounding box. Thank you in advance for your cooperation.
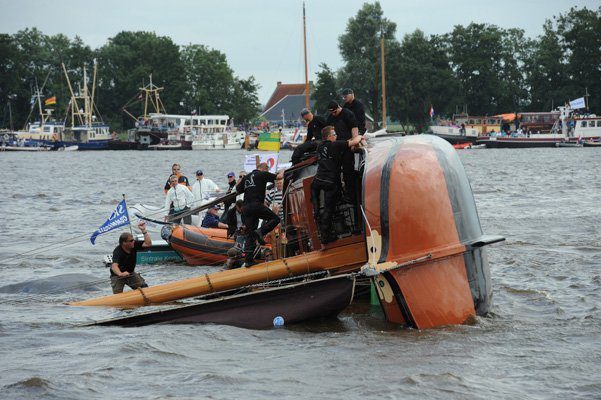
[244,153,279,173]
[569,97,586,110]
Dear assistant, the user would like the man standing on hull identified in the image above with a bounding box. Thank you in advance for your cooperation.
[342,88,366,134]
[291,108,326,165]
[236,162,284,267]
[312,126,363,244]
[325,100,359,203]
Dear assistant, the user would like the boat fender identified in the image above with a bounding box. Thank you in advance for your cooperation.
[273,315,285,327]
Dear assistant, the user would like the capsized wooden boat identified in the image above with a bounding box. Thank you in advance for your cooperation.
[361,135,503,329]
[88,273,355,329]
[164,224,232,266]
[72,135,503,330]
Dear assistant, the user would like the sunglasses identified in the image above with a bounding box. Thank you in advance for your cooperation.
[125,239,135,243]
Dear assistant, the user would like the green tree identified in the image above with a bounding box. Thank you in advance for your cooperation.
[557,6,601,111]
[180,44,236,115]
[446,23,508,115]
[526,20,569,111]
[0,34,26,129]
[338,1,398,125]
[386,30,460,131]
[311,63,338,115]
[96,31,186,129]
[230,76,261,124]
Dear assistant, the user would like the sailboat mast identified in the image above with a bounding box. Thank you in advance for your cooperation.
[380,36,387,129]
[303,2,309,109]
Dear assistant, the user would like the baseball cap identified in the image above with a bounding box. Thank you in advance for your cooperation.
[327,101,339,111]
[195,169,203,175]
[300,108,311,117]
[227,171,235,178]
[210,204,219,210]
[341,88,353,95]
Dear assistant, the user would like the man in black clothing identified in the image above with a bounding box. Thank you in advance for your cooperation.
[225,199,244,238]
[110,221,152,294]
[342,88,366,134]
[326,100,360,203]
[311,126,363,244]
[291,108,326,165]
[222,171,238,217]
[236,162,284,266]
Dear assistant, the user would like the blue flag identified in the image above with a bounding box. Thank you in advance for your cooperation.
[90,199,130,245]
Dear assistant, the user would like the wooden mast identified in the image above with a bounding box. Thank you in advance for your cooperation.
[380,35,387,129]
[303,2,309,109]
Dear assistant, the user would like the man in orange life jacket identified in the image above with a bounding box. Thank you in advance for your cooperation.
[236,162,284,267]
[311,125,363,244]
[163,163,191,194]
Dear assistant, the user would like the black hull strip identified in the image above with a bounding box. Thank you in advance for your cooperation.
[91,275,355,329]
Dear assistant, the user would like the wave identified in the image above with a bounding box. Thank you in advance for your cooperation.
[0,273,101,294]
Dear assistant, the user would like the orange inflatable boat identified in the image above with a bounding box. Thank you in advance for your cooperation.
[166,225,232,266]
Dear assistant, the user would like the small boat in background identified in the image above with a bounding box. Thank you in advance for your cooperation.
[555,142,583,148]
[1,144,51,152]
[583,141,601,147]
[165,224,233,266]
[58,145,79,151]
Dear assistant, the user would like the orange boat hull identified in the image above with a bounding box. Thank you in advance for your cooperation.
[364,135,498,329]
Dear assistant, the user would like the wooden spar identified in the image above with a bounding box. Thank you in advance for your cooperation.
[380,36,387,129]
[61,63,85,127]
[303,2,310,109]
[90,60,97,125]
[70,237,367,307]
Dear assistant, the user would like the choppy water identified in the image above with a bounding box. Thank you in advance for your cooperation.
[1,144,600,399]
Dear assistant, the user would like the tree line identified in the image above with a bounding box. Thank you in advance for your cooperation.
[312,3,601,132]
[0,29,261,131]
[1,4,599,133]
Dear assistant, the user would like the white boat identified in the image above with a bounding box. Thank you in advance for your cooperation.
[1,144,51,152]
[58,145,79,151]
[190,115,244,150]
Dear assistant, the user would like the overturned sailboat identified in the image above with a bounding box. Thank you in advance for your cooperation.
[73,135,503,329]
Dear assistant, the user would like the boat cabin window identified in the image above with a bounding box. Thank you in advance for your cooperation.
[581,121,587,128]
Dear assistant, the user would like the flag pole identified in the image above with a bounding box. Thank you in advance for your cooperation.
[123,193,133,235]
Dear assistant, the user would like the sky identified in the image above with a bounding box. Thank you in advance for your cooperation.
[1,0,598,105]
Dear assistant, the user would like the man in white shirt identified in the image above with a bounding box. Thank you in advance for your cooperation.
[164,174,195,224]
[191,169,221,206]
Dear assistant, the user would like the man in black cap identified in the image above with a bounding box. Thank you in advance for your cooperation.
[325,100,360,203]
[342,88,366,134]
[291,108,326,165]
[236,162,284,267]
